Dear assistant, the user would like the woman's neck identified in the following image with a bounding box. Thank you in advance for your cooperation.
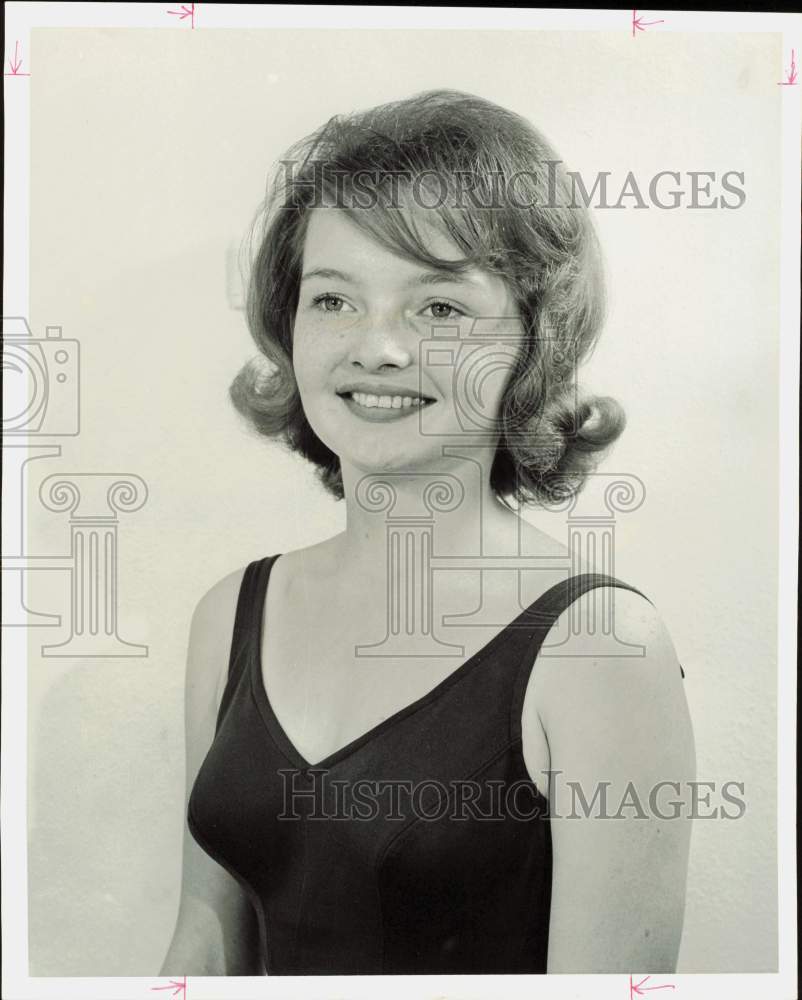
[334,452,527,584]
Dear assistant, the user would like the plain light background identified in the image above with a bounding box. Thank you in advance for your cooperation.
[26,28,779,974]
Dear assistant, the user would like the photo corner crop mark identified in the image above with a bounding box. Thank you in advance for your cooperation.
[631,9,665,38]
[630,973,676,996]
[4,40,31,76]
[150,975,187,998]
[167,3,196,29]
[778,48,798,86]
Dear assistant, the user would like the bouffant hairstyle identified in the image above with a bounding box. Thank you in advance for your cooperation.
[230,89,625,506]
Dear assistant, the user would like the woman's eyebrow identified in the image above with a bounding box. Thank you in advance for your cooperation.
[412,269,482,288]
[300,267,482,287]
[300,267,353,284]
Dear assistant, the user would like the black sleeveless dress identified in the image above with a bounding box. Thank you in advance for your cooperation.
[188,555,683,975]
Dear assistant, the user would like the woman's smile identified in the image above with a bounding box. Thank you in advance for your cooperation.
[338,391,435,422]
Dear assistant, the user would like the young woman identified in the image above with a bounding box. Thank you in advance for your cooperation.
[161,90,695,977]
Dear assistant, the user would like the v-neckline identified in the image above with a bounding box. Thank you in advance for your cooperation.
[250,553,562,772]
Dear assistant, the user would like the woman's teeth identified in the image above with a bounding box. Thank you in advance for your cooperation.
[349,392,430,409]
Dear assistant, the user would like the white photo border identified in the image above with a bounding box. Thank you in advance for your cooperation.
[2,4,799,1000]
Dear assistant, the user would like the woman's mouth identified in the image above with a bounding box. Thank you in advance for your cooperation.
[338,391,436,422]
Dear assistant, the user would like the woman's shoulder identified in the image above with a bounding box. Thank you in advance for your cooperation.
[194,564,249,626]
[526,578,686,742]
[193,538,333,622]
[520,578,692,811]
[191,537,346,630]
[266,535,347,590]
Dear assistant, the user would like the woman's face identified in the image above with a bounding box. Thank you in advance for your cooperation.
[291,206,524,480]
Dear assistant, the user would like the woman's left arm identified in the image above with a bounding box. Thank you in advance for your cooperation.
[523,587,696,973]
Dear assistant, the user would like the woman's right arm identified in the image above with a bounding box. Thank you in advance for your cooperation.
[159,568,265,976]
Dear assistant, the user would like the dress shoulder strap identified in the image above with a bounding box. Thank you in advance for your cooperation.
[509,573,684,744]
[214,557,267,732]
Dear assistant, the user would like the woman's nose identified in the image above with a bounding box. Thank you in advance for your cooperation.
[347,319,414,371]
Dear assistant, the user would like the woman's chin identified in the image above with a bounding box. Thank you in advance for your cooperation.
[343,446,445,480]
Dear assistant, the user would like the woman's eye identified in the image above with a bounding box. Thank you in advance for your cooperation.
[311,293,353,313]
[424,301,464,321]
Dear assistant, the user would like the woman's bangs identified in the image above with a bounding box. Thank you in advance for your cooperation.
[319,171,497,275]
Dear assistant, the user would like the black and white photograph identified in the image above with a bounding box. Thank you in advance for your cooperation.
[2,5,799,1000]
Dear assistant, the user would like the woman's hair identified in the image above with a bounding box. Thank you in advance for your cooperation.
[230,89,625,506]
